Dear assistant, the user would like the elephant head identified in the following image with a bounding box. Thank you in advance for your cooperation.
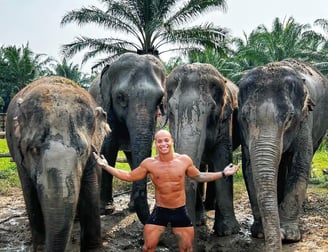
[90,52,166,223]
[238,59,328,251]
[166,63,240,235]
[6,76,110,251]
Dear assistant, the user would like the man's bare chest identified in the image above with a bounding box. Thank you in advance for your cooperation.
[151,162,186,182]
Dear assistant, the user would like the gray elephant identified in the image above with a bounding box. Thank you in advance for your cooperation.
[166,63,240,236]
[238,59,328,251]
[6,76,110,251]
[90,53,166,224]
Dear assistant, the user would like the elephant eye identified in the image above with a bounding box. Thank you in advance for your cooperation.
[31,147,41,156]
[116,92,128,108]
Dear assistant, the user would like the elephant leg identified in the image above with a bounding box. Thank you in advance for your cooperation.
[195,163,207,226]
[100,171,114,213]
[195,183,207,226]
[204,182,215,210]
[78,163,102,251]
[204,181,216,210]
[100,138,118,214]
[123,151,136,212]
[198,163,215,211]
[213,176,240,236]
[18,167,45,250]
[279,156,311,242]
[211,149,239,236]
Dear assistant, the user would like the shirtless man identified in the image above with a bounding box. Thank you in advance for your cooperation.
[93,129,240,252]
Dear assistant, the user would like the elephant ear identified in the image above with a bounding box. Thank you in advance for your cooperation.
[12,116,21,140]
[95,107,111,136]
[99,64,113,115]
[218,78,236,122]
[88,75,102,106]
[12,97,25,140]
[301,83,315,121]
[93,107,111,153]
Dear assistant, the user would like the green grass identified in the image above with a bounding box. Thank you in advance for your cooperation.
[0,139,20,194]
[310,150,328,188]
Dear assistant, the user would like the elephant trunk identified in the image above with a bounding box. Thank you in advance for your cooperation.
[173,126,205,224]
[127,117,155,224]
[38,143,81,251]
[249,133,283,251]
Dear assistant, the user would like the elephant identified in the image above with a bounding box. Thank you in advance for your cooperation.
[6,76,111,251]
[166,63,240,236]
[89,52,166,224]
[237,58,328,251]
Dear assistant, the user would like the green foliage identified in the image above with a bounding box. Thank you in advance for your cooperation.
[188,17,328,83]
[309,175,328,189]
[0,43,54,112]
[47,58,99,89]
[60,0,230,70]
[310,149,328,188]
[165,56,185,74]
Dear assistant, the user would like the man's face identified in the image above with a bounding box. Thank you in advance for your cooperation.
[155,131,173,154]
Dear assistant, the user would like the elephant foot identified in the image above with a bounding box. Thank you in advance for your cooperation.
[280,222,301,242]
[100,201,115,215]
[213,217,240,236]
[195,210,207,226]
[251,220,264,239]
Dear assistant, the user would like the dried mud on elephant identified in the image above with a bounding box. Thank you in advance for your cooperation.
[0,183,327,251]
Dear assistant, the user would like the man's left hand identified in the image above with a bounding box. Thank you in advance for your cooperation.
[223,163,240,176]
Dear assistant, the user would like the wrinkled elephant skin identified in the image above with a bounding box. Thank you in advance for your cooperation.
[238,59,328,251]
[89,53,166,224]
[6,76,110,251]
[166,63,240,236]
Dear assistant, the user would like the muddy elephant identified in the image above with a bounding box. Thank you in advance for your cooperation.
[166,63,240,236]
[238,59,328,251]
[6,76,110,251]
[90,52,166,224]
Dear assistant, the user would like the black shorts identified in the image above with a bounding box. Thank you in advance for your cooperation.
[146,205,193,228]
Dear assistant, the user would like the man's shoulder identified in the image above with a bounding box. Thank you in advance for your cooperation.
[142,156,156,163]
[174,153,191,160]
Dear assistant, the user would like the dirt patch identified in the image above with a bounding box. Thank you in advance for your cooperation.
[0,185,327,252]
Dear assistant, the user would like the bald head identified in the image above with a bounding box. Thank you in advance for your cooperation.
[154,129,173,141]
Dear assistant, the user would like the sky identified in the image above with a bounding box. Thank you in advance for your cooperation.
[0,0,327,74]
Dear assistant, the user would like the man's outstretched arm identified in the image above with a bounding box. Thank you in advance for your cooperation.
[93,152,148,182]
[190,163,240,183]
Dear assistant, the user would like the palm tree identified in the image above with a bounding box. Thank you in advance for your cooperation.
[60,0,229,70]
[240,17,318,64]
[0,43,51,112]
[46,58,99,89]
[313,18,328,75]
[223,17,328,82]
[314,18,328,35]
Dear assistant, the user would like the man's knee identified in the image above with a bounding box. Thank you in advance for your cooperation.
[179,238,193,251]
[180,242,193,251]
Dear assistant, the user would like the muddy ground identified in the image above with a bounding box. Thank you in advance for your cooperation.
[0,183,327,252]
